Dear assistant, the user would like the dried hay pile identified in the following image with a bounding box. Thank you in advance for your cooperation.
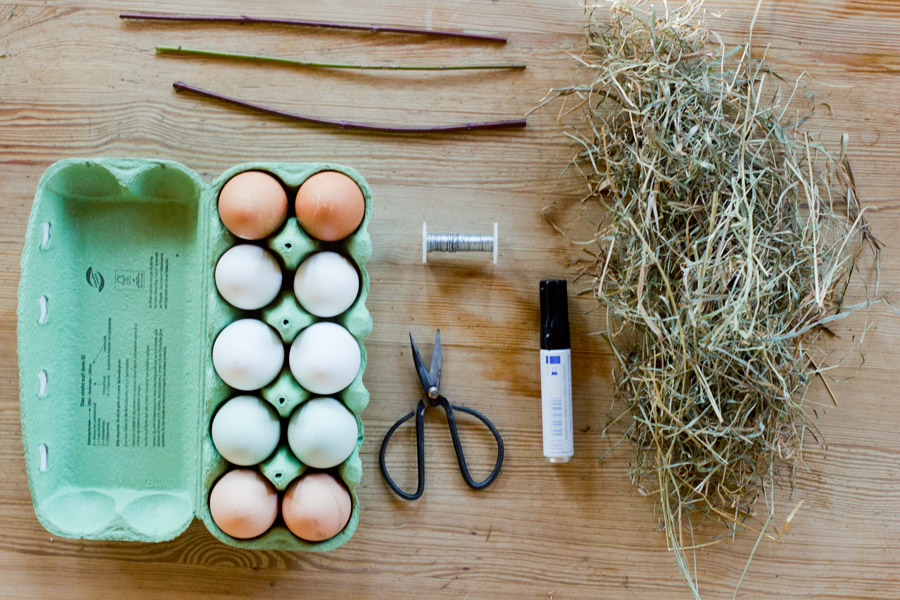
[540,1,879,595]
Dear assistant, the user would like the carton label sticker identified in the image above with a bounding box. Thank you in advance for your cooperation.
[80,318,168,449]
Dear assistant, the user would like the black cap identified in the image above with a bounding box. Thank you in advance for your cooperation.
[540,279,570,350]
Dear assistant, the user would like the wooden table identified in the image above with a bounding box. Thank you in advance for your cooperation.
[1,1,898,598]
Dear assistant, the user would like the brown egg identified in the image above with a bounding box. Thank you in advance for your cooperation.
[218,171,288,240]
[282,472,351,542]
[209,469,278,539]
[295,171,365,241]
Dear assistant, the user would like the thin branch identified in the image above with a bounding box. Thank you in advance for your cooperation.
[156,46,526,71]
[172,82,527,133]
[120,12,508,43]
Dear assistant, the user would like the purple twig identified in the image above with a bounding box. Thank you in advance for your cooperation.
[120,12,508,43]
[172,82,527,133]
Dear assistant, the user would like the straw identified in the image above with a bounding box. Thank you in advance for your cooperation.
[544,1,878,596]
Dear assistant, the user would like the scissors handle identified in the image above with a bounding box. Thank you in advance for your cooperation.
[379,397,504,501]
[443,400,504,491]
[379,400,427,500]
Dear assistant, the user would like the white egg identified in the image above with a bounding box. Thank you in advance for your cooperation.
[215,244,283,310]
[289,322,361,394]
[213,319,284,391]
[212,395,281,465]
[287,397,358,468]
[293,251,360,317]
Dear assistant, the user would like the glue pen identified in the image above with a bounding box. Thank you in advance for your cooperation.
[539,279,573,463]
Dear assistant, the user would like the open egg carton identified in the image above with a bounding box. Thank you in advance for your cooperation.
[17,158,372,550]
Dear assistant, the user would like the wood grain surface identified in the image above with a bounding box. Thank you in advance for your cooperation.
[2,1,899,598]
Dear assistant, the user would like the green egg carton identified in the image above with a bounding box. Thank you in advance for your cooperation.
[16,158,372,550]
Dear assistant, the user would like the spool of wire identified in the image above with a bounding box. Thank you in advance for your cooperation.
[422,222,498,264]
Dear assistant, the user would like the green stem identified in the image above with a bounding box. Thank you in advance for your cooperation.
[155,46,526,71]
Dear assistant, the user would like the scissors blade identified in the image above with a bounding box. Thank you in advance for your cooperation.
[429,330,442,391]
[409,333,433,395]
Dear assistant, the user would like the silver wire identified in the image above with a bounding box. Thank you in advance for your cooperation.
[425,232,494,253]
[422,222,498,263]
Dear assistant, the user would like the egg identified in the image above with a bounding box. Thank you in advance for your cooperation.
[212,319,284,391]
[215,245,283,310]
[212,395,281,466]
[293,252,360,317]
[282,472,351,542]
[209,469,278,539]
[295,171,365,241]
[287,397,358,469]
[218,171,288,240]
[289,322,361,394]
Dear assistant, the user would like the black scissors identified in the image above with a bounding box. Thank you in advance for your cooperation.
[379,330,504,500]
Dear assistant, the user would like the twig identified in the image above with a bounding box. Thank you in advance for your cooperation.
[120,12,508,43]
[156,46,526,70]
[172,82,527,133]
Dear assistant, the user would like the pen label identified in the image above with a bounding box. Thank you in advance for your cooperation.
[540,349,573,458]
